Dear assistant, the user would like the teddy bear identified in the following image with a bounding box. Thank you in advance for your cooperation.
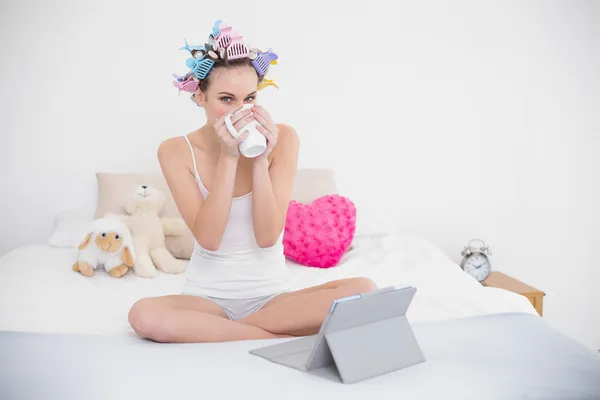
[105,184,189,278]
[72,216,135,278]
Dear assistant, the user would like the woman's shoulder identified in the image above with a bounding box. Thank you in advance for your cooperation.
[270,123,299,163]
[276,123,298,137]
[157,134,195,166]
[275,123,299,148]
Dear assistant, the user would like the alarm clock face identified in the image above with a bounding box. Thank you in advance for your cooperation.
[463,253,491,282]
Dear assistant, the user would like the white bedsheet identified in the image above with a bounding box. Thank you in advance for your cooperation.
[0,233,537,336]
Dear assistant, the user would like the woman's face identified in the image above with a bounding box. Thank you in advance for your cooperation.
[194,65,259,125]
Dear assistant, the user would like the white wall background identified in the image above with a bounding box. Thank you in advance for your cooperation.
[1,1,598,349]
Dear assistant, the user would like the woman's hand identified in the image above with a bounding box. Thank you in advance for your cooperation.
[251,105,279,161]
[214,106,253,158]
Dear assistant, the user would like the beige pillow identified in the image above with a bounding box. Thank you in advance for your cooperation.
[292,168,338,203]
[94,169,337,260]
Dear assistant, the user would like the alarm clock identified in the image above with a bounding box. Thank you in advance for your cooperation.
[460,239,492,282]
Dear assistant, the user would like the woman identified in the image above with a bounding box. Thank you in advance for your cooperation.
[128,21,376,343]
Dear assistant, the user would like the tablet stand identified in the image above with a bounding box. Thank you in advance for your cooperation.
[249,286,426,384]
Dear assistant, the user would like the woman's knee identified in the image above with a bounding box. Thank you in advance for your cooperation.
[128,298,168,342]
[342,277,378,295]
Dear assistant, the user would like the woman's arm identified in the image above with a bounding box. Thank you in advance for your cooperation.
[158,107,254,251]
[251,123,300,248]
[158,140,238,251]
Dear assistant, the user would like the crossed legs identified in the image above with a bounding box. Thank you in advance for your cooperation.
[128,277,377,343]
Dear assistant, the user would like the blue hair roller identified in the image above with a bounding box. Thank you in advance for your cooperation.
[179,38,206,55]
[212,20,223,37]
[186,57,215,79]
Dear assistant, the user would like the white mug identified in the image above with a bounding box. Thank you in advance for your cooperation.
[224,104,267,158]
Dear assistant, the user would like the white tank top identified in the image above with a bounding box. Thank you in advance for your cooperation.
[181,135,289,299]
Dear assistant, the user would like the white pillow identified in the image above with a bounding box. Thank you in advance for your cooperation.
[48,209,94,248]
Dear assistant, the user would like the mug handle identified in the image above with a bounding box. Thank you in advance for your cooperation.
[224,113,241,139]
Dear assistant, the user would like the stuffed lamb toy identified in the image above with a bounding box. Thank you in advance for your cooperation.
[72,216,135,278]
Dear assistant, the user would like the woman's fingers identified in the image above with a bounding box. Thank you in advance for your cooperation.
[218,121,248,144]
[215,104,248,127]
[252,105,271,121]
[235,130,250,144]
[257,125,276,152]
[256,123,271,140]
[233,113,255,131]
[217,127,235,145]
[252,112,268,128]
[253,112,277,135]
[230,108,252,125]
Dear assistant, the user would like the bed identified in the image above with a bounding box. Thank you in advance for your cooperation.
[1,171,599,399]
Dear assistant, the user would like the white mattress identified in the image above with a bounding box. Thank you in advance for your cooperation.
[0,232,537,336]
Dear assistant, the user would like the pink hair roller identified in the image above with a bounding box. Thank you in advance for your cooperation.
[226,38,250,60]
[172,72,199,93]
[173,79,199,93]
[215,27,234,50]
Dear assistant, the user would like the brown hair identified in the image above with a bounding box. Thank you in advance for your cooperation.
[191,58,264,105]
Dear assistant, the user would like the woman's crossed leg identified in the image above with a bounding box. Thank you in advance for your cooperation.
[128,277,377,343]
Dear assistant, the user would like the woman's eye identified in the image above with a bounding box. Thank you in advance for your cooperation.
[220,97,232,103]
[245,96,255,102]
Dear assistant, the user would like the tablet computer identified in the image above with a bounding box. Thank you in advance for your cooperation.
[249,285,425,383]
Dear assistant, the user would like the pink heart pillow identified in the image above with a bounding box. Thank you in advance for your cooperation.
[283,194,356,268]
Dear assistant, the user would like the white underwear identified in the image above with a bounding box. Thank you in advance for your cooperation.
[181,290,286,321]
